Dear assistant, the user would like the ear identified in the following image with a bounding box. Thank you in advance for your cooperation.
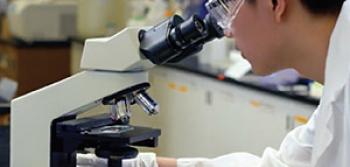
[270,0,287,22]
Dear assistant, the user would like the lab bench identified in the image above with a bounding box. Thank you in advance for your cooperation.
[0,38,71,96]
[70,39,318,158]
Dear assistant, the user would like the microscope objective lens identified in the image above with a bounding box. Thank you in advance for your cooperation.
[135,91,160,115]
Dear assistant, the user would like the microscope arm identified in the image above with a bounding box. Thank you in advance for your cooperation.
[81,27,155,72]
[11,28,152,167]
[11,71,149,167]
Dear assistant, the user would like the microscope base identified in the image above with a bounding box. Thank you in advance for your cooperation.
[51,114,161,167]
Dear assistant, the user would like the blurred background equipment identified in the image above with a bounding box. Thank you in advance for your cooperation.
[7,0,77,42]
[127,0,174,27]
[176,0,207,19]
[77,0,127,38]
[0,40,71,96]
[0,0,7,39]
[0,77,17,101]
[0,0,7,15]
[0,0,73,96]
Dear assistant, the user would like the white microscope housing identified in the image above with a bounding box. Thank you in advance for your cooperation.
[10,12,224,167]
[10,27,155,167]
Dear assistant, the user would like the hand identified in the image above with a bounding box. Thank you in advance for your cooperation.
[76,153,107,167]
[77,152,159,167]
[157,157,177,167]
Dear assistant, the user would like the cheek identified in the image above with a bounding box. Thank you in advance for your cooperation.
[231,5,279,73]
[229,3,289,75]
[232,8,260,60]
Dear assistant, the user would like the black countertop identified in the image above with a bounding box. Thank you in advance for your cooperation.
[0,103,10,115]
[0,98,10,115]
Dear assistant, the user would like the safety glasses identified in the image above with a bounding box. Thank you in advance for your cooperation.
[206,0,245,30]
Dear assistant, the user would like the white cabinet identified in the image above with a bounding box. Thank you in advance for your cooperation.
[131,67,317,158]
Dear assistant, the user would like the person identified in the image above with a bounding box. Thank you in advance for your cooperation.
[78,0,349,166]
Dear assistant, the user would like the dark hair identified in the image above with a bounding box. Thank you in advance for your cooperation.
[301,0,345,15]
[247,0,346,15]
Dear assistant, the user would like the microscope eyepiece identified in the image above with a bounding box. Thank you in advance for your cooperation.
[169,15,207,50]
[139,14,224,65]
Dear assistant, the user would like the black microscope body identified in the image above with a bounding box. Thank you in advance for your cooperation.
[51,83,161,167]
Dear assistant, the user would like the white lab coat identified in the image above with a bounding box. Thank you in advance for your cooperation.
[178,1,350,167]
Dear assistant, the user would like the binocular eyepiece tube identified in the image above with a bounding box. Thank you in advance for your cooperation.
[139,13,224,65]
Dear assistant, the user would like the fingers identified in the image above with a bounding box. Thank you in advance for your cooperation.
[76,153,107,167]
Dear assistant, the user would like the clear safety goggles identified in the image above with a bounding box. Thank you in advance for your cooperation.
[206,0,245,30]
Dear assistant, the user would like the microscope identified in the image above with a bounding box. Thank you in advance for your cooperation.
[10,14,223,167]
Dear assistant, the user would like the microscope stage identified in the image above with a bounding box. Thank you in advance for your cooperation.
[55,114,161,148]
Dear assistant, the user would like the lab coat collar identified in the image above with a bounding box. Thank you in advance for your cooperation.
[323,0,350,101]
[313,1,350,164]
